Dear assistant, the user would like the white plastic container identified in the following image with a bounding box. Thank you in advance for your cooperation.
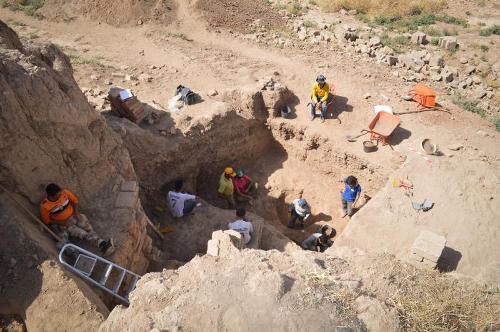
[374,105,394,115]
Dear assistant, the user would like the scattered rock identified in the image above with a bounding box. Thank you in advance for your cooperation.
[387,56,398,66]
[448,144,463,151]
[428,55,444,68]
[137,19,143,25]
[459,57,468,64]
[431,73,442,82]
[207,89,218,97]
[138,74,153,82]
[473,89,487,99]
[476,130,489,137]
[363,93,371,99]
[90,74,100,81]
[368,36,381,47]
[112,72,126,79]
[464,65,476,76]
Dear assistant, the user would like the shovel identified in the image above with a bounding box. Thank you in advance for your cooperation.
[345,130,369,142]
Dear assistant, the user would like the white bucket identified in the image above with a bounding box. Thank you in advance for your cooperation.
[374,105,394,115]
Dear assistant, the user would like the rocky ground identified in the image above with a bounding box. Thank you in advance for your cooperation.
[0,0,499,331]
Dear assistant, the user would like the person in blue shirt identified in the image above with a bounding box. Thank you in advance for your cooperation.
[340,176,362,218]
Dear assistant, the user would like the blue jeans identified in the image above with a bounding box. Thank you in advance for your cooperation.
[341,196,354,216]
[310,93,333,119]
[288,209,305,228]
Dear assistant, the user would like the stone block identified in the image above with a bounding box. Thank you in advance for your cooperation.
[225,230,244,249]
[115,191,139,210]
[439,36,458,51]
[206,239,219,257]
[211,230,226,242]
[120,180,138,192]
[411,231,446,263]
[411,32,427,45]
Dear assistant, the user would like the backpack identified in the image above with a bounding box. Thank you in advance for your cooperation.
[176,85,197,105]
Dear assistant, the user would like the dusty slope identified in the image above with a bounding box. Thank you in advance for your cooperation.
[195,0,286,33]
[102,233,499,332]
[39,0,177,26]
[0,193,108,332]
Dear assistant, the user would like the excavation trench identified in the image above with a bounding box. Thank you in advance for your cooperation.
[107,90,388,265]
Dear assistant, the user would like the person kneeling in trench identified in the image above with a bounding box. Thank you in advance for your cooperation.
[340,175,362,218]
[232,168,258,204]
[287,198,311,229]
[218,166,236,209]
[40,183,114,256]
[228,207,254,245]
[301,233,329,252]
[167,180,201,218]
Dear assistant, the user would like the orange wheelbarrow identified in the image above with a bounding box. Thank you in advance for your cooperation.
[367,111,400,145]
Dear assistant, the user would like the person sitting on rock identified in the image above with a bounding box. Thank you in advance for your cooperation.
[232,168,258,203]
[218,166,236,209]
[40,183,114,256]
[310,74,333,123]
[340,175,362,218]
[287,198,311,229]
[167,180,200,218]
[301,232,328,252]
[228,207,254,245]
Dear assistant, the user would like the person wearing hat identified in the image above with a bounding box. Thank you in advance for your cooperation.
[218,166,236,209]
[232,168,257,203]
[287,198,311,229]
[310,74,333,123]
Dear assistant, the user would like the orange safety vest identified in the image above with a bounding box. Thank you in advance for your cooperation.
[40,189,78,224]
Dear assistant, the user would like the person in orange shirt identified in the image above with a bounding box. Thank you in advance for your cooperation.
[40,183,114,256]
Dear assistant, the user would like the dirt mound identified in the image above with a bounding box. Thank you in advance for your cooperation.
[102,234,499,332]
[195,0,286,33]
[39,0,177,26]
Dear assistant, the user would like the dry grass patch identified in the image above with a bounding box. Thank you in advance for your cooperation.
[385,260,499,331]
[302,271,361,326]
[317,0,446,17]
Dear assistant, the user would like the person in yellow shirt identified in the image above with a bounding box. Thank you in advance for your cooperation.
[310,74,333,122]
[218,167,236,209]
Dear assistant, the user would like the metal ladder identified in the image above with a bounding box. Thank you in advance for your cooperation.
[58,243,140,304]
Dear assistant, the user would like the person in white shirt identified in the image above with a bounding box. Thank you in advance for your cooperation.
[228,208,254,244]
[167,180,200,218]
[287,198,311,229]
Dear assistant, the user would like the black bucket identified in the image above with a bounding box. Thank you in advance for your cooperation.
[363,140,378,153]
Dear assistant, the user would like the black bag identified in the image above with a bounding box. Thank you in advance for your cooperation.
[176,85,197,105]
